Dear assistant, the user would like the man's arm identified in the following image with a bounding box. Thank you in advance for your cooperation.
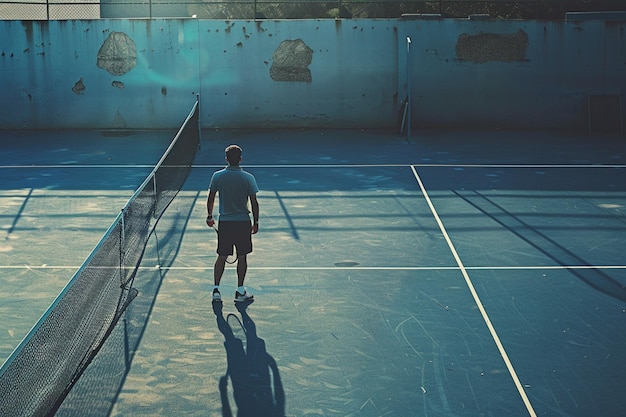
[206,190,217,227]
[250,194,259,234]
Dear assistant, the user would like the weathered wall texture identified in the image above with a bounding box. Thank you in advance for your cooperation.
[0,18,624,130]
[400,18,625,130]
[455,29,529,63]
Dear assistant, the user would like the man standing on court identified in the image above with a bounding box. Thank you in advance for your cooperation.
[206,145,259,303]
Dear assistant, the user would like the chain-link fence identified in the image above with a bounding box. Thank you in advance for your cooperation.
[1,1,625,21]
[0,0,99,19]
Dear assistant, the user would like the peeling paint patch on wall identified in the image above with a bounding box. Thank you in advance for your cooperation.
[270,39,313,82]
[97,32,137,75]
[72,78,85,95]
[456,29,528,63]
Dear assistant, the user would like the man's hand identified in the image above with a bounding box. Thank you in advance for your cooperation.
[206,216,215,227]
[251,223,259,235]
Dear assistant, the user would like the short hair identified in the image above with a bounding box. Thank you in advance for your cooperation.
[225,145,242,163]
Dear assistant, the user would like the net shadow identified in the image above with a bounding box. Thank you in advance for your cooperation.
[54,192,199,417]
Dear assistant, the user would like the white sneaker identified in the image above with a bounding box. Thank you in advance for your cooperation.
[234,290,253,303]
[212,288,222,302]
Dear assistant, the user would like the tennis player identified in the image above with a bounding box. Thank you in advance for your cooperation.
[206,145,259,303]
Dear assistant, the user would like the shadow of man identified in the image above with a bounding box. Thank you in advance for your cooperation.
[213,300,285,417]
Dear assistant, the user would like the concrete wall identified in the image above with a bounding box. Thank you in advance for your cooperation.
[400,17,625,130]
[0,18,624,130]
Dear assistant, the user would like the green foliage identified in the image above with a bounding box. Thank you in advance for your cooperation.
[186,0,626,20]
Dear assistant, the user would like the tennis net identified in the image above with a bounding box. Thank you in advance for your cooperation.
[0,99,200,417]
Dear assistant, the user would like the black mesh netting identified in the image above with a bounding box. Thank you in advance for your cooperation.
[0,100,199,417]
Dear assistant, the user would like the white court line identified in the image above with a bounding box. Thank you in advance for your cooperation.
[410,165,538,417]
[0,165,155,169]
[204,163,626,169]
[2,163,626,169]
[1,265,625,271]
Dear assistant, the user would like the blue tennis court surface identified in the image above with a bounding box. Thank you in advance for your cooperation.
[1,129,625,416]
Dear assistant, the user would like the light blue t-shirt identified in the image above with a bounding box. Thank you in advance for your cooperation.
[209,166,259,222]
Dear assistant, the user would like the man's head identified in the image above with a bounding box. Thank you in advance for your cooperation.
[225,145,242,166]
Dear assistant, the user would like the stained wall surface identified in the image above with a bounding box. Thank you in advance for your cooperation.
[0,18,624,130]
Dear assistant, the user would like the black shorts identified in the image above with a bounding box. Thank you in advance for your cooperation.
[217,221,252,256]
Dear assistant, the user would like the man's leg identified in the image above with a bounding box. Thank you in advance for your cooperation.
[234,254,253,302]
[214,255,227,286]
[236,254,247,287]
[233,222,253,302]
